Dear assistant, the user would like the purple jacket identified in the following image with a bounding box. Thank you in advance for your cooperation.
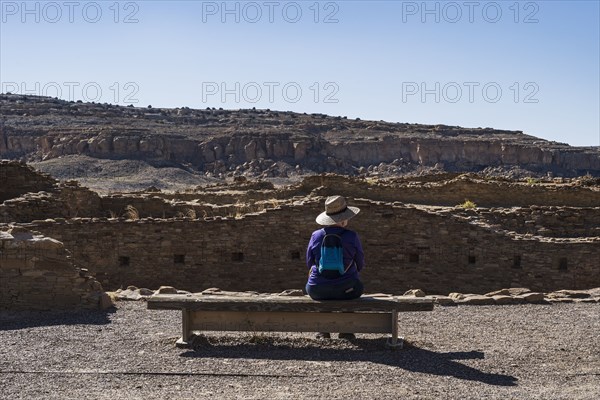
[306,226,365,286]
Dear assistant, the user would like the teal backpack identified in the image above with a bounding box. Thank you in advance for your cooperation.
[318,230,348,279]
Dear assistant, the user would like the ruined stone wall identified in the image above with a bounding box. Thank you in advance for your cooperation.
[0,226,110,310]
[455,207,600,238]
[26,199,600,295]
[2,161,598,225]
[302,175,600,207]
[99,195,198,219]
[0,161,103,223]
[0,192,67,224]
[0,160,57,202]
[83,174,600,224]
[57,182,103,218]
[99,194,279,220]
[105,174,600,209]
[0,183,102,224]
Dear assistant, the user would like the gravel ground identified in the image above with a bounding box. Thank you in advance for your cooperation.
[1,302,598,400]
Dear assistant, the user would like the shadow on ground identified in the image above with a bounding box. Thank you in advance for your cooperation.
[180,336,517,386]
[0,309,114,330]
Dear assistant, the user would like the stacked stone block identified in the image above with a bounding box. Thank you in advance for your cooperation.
[27,198,600,295]
[0,226,109,310]
[0,160,57,202]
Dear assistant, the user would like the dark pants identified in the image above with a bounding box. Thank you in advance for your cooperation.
[305,279,364,300]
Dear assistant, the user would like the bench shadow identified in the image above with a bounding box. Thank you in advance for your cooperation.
[179,337,517,386]
[0,308,114,330]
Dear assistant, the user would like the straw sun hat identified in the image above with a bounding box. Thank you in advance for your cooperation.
[315,195,360,226]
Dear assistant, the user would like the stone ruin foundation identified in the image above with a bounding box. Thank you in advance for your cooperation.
[1,160,599,309]
[0,225,111,310]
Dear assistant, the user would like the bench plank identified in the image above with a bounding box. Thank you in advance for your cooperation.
[148,294,434,348]
[189,310,392,333]
[148,295,434,312]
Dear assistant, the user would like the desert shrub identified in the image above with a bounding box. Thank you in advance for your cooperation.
[458,200,477,209]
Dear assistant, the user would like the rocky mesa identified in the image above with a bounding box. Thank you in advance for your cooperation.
[1,94,598,187]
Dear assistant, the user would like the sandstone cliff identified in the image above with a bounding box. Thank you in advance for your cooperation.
[1,94,598,181]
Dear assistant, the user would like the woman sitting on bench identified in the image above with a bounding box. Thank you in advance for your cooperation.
[305,195,365,339]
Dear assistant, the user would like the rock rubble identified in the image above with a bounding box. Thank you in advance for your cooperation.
[108,285,600,307]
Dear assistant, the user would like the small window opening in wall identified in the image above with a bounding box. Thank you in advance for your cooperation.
[468,255,476,264]
[118,256,130,267]
[513,255,522,269]
[290,251,301,260]
[174,254,185,264]
[408,253,419,263]
[558,257,568,271]
[231,252,244,262]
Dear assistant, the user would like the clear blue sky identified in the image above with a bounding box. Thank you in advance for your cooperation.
[1,1,599,146]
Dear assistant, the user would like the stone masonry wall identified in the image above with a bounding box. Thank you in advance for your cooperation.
[0,161,103,223]
[301,174,600,207]
[0,184,102,224]
[26,199,600,295]
[0,226,109,310]
[106,174,600,209]
[455,207,600,238]
[0,160,57,202]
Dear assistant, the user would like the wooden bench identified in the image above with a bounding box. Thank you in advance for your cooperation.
[147,294,434,348]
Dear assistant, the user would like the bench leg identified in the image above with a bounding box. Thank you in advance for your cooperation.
[386,310,403,349]
[176,309,192,348]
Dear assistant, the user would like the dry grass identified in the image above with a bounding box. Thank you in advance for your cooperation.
[185,208,197,219]
[124,205,140,220]
[175,208,198,219]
